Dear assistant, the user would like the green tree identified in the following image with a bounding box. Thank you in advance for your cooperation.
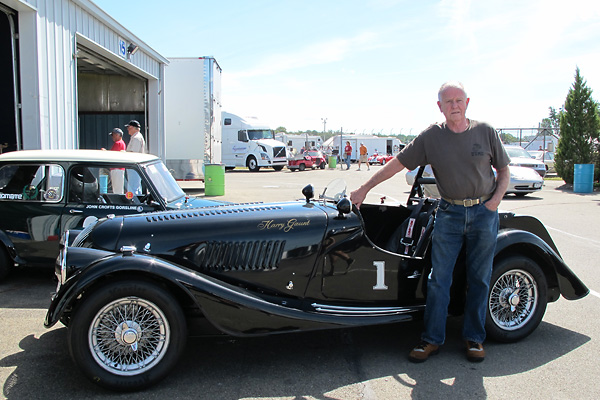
[555,68,600,184]
[275,126,287,133]
[548,107,562,132]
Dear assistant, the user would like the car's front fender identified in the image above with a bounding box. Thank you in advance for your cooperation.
[44,251,198,328]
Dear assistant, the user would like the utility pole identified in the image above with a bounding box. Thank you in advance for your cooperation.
[339,127,343,168]
[321,118,327,146]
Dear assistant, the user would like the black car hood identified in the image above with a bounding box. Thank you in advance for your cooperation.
[84,201,332,276]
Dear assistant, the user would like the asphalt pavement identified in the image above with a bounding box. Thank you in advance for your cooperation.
[1,164,598,399]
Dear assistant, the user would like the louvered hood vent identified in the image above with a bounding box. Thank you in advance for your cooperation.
[194,240,286,272]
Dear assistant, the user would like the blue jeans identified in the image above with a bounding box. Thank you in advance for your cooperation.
[345,154,351,169]
[422,199,499,345]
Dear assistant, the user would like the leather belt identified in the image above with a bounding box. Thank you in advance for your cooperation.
[442,194,492,207]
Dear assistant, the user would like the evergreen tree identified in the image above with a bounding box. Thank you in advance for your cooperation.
[555,68,600,184]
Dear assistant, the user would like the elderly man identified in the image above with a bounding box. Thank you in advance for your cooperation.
[124,120,146,194]
[125,120,146,154]
[350,82,510,363]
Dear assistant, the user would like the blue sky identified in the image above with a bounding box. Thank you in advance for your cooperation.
[95,0,600,134]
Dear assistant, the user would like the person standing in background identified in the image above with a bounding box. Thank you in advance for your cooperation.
[344,141,352,170]
[106,128,126,194]
[124,120,146,194]
[125,120,146,154]
[357,142,370,171]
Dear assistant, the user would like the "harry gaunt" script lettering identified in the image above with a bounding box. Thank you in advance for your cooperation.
[258,219,310,233]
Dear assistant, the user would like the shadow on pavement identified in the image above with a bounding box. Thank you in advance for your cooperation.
[1,317,589,399]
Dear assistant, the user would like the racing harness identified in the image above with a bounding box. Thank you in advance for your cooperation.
[386,165,440,256]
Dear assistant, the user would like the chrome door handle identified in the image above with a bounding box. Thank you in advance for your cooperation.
[69,209,83,214]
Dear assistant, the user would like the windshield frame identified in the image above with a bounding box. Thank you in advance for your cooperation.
[142,160,186,203]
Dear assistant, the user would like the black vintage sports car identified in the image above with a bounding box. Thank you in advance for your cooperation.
[45,168,588,391]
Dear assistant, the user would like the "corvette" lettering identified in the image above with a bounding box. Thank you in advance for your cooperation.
[258,219,310,232]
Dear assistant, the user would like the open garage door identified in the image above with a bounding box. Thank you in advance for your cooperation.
[76,46,146,150]
[0,5,20,154]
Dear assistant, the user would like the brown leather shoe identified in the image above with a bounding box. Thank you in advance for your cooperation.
[409,341,439,363]
[466,341,485,362]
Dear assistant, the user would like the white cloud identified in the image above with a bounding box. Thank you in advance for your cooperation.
[228,31,381,79]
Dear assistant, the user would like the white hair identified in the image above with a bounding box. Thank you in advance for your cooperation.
[438,81,467,102]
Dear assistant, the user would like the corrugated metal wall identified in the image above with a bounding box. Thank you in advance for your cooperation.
[12,0,166,157]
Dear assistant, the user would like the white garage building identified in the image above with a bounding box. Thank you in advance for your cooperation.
[0,0,167,158]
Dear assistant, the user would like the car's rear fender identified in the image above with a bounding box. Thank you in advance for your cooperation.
[495,228,588,301]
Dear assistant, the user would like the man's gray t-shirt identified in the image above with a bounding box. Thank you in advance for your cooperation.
[397,120,510,200]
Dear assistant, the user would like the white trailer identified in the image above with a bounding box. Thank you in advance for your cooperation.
[275,133,323,155]
[221,112,288,171]
[322,135,403,160]
[165,57,222,180]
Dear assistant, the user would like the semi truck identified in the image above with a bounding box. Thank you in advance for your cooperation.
[221,112,287,171]
[164,57,222,180]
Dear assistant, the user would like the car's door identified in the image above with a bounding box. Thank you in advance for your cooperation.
[60,164,160,234]
[0,163,67,266]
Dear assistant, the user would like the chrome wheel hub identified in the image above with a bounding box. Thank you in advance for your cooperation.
[115,321,142,350]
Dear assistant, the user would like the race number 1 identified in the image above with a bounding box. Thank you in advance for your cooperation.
[373,261,388,290]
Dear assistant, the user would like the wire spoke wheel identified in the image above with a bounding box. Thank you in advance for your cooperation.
[69,280,186,391]
[90,297,169,376]
[486,255,547,342]
[489,269,537,330]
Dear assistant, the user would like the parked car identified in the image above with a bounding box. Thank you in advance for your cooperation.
[504,145,546,177]
[288,155,318,171]
[0,149,221,280]
[406,165,543,197]
[528,150,555,173]
[304,150,327,169]
[368,152,395,165]
[45,171,588,391]
[288,150,327,171]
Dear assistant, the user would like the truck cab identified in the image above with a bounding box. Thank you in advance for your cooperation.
[221,112,287,171]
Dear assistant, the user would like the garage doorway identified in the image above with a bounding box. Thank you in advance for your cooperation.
[76,46,147,151]
[0,5,20,154]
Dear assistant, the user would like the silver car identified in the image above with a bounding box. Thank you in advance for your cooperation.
[528,150,555,173]
[504,145,546,177]
[406,164,543,198]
